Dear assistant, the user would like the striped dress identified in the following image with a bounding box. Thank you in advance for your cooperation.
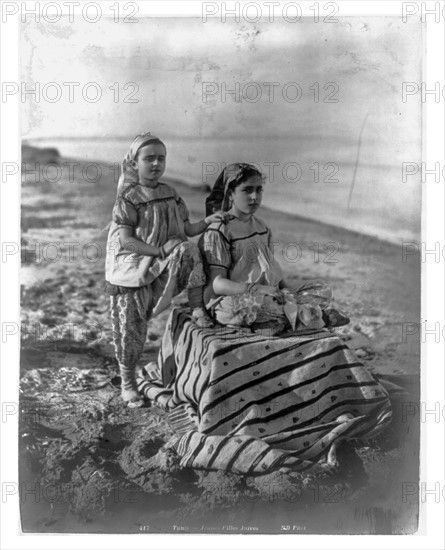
[137,308,394,474]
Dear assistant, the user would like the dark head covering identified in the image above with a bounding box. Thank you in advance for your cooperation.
[205,163,263,216]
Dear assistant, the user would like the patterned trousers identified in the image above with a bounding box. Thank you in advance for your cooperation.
[109,241,206,370]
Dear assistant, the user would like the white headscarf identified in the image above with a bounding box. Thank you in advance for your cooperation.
[102,132,166,233]
[116,132,166,194]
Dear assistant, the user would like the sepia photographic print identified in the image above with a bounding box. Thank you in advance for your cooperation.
[1,0,444,546]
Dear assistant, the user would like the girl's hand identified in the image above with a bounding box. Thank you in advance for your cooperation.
[251,285,284,304]
[161,238,183,257]
[204,211,231,225]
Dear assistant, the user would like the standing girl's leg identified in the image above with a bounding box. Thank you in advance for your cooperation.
[177,242,214,328]
[150,241,213,328]
[110,287,151,406]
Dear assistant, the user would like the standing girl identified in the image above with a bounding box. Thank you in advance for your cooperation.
[105,133,225,406]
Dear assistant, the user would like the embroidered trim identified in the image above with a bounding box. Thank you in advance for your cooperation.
[134,196,176,209]
[231,230,269,243]
[206,227,231,246]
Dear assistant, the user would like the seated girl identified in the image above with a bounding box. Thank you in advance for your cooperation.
[136,163,394,474]
[199,163,350,335]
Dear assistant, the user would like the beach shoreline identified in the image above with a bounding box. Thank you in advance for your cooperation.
[22,139,421,245]
[19,148,420,533]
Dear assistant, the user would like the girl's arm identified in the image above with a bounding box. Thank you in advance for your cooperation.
[209,267,249,296]
[119,227,162,257]
[209,268,283,300]
[184,219,209,238]
[184,211,228,237]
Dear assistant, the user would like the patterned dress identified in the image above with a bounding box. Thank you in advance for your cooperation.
[105,182,205,369]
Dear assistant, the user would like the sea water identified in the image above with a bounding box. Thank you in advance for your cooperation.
[24,136,421,244]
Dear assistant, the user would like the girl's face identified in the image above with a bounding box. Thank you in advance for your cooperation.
[229,175,263,219]
[133,142,166,187]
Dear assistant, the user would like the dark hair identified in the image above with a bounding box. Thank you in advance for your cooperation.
[225,164,263,194]
[205,163,264,215]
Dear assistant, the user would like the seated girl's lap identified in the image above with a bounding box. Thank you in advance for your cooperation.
[210,280,331,332]
[150,308,392,446]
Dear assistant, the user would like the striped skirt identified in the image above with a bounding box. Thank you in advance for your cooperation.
[137,308,393,474]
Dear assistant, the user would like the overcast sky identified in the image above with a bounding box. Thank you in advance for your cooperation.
[20,16,422,240]
[22,16,421,165]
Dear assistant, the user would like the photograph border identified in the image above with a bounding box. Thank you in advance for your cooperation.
[1,1,444,548]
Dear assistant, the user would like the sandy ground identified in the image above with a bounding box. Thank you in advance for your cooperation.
[19,147,420,534]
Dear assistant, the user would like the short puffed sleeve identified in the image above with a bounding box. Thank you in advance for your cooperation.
[201,225,231,270]
[176,195,190,222]
[112,196,138,228]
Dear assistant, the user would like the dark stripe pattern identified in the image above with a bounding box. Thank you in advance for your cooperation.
[138,308,395,474]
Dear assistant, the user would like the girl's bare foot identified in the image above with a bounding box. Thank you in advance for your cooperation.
[327,440,340,468]
[326,413,355,467]
[120,364,144,407]
[191,307,214,328]
[336,412,355,423]
[121,387,144,408]
[323,308,350,328]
